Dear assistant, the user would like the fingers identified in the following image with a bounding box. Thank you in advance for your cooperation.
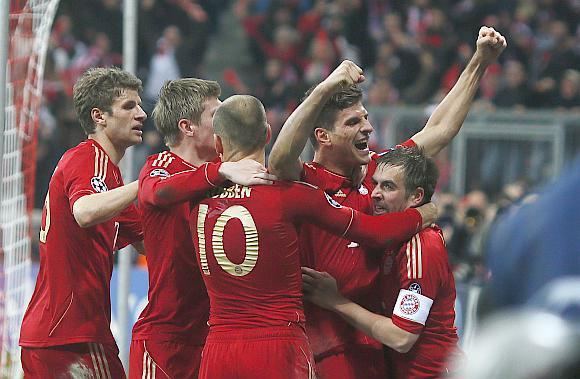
[301,266,325,278]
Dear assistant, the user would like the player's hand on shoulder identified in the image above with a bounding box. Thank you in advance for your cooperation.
[475,25,507,65]
[321,60,365,93]
[416,202,438,229]
[219,159,277,186]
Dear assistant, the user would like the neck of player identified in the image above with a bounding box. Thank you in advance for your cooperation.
[171,141,218,167]
[223,148,266,166]
[314,151,356,178]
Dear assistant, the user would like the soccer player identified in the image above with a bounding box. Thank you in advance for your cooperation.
[268,26,506,378]
[129,78,276,379]
[303,146,461,378]
[20,67,147,378]
[188,95,438,379]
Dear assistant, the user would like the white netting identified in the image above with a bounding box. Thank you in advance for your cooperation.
[1,1,59,377]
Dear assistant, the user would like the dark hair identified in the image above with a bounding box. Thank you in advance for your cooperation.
[376,146,439,204]
[303,83,363,149]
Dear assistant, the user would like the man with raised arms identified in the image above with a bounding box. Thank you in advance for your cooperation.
[268,26,506,378]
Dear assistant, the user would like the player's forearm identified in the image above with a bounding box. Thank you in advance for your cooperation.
[141,163,223,208]
[268,84,333,180]
[346,208,422,250]
[73,181,138,228]
[332,299,417,353]
[413,54,488,157]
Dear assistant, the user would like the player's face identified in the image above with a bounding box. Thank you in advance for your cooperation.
[326,102,373,168]
[371,164,413,215]
[103,89,147,149]
[198,97,222,152]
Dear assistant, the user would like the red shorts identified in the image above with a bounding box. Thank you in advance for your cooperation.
[21,342,125,379]
[199,325,316,379]
[315,345,386,379]
[129,339,203,379]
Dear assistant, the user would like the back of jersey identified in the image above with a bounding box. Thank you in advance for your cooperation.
[189,183,305,332]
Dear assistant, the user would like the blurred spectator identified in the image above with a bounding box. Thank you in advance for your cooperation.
[492,60,530,109]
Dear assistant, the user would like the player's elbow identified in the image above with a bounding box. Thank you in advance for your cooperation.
[73,207,98,228]
[389,333,419,353]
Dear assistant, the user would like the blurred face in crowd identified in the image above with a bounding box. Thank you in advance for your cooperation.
[371,164,422,215]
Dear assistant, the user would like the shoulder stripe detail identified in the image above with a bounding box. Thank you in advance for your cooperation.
[406,234,423,279]
[93,146,109,180]
[152,151,175,168]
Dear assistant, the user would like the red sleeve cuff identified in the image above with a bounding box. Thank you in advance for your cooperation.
[392,314,423,334]
[204,162,225,187]
[406,208,423,233]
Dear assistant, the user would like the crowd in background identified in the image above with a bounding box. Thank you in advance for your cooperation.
[32,0,580,282]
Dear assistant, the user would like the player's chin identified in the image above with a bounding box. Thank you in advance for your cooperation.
[127,134,143,146]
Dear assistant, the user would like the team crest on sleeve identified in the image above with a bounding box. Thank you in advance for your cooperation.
[399,293,421,315]
[90,176,108,193]
[409,282,422,294]
[149,168,170,178]
[324,192,342,208]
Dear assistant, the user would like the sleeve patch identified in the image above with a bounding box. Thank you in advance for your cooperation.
[324,192,342,208]
[149,168,170,178]
[393,289,433,325]
[90,177,108,193]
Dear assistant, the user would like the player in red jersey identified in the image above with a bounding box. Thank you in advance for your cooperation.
[20,67,147,378]
[129,78,276,379]
[188,95,438,379]
[269,26,506,378]
[303,146,461,378]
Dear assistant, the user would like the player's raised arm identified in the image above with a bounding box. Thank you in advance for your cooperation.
[302,267,419,353]
[73,180,139,228]
[268,60,365,180]
[411,26,507,157]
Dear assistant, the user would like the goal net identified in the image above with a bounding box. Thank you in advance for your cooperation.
[1,0,59,376]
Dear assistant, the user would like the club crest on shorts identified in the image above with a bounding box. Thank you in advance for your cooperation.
[90,177,108,193]
[409,282,422,294]
[399,293,421,315]
[324,192,342,208]
[149,168,170,178]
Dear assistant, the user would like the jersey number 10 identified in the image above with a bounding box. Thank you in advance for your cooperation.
[196,204,259,277]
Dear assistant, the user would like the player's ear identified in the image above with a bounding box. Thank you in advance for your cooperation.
[265,123,272,145]
[214,134,224,156]
[409,187,425,207]
[178,118,195,137]
[315,128,331,146]
[91,107,106,127]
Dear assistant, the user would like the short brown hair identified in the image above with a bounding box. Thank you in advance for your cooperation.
[213,95,268,154]
[304,84,363,149]
[153,78,221,147]
[376,146,439,204]
[73,67,143,135]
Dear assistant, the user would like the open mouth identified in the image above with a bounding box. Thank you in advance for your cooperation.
[354,140,369,151]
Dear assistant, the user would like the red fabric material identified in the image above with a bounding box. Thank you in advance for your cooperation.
[129,339,202,379]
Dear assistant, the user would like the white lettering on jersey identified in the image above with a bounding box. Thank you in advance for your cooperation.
[393,288,433,325]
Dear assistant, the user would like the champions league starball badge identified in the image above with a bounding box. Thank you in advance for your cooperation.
[409,282,422,294]
[149,168,170,178]
[90,177,108,193]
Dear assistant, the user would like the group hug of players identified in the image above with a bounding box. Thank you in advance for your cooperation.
[18,27,507,378]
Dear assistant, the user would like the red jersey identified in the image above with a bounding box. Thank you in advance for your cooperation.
[300,140,416,357]
[132,151,224,345]
[189,181,423,333]
[381,226,460,378]
[20,139,143,348]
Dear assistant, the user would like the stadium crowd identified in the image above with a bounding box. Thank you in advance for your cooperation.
[32,0,579,283]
